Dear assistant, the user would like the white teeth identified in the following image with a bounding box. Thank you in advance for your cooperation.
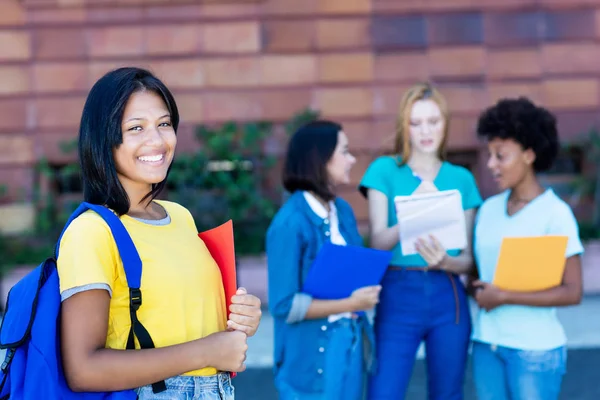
[138,154,163,162]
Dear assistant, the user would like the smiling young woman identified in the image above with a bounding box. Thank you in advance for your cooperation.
[58,67,262,399]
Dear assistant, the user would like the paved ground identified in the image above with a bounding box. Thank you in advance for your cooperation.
[234,348,600,400]
[238,295,600,399]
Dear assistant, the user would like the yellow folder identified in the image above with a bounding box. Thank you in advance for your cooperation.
[492,236,568,292]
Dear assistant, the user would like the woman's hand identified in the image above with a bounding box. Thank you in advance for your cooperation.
[472,280,507,312]
[227,288,262,337]
[349,285,382,312]
[415,235,447,269]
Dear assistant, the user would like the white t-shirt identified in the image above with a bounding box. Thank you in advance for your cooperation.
[472,189,584,350]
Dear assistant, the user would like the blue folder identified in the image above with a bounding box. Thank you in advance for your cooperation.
[302,242,393,300]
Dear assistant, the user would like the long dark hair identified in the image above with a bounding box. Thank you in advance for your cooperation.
[78,67,180,215]
[282,120,341,202]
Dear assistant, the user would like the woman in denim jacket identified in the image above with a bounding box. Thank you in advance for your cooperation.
[266,120,381,400]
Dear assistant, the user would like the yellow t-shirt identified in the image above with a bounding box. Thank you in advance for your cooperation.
[57,200,227,376]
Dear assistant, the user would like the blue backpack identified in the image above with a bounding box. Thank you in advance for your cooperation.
[0,202,167,399]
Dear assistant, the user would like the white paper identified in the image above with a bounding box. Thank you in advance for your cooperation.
[394,189,467,256]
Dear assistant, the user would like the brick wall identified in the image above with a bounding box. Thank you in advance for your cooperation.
[1,0,599,226]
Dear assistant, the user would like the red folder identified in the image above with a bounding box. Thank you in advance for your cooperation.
[198,220,239,377]
[198,220,238,316]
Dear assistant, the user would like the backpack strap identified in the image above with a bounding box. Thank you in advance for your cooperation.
[56,202,167,394]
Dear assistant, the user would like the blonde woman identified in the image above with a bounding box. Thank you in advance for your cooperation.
[359,83,482,399]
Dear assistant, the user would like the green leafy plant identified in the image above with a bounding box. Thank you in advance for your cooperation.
[565,128,600,239]
[167,108,319,255]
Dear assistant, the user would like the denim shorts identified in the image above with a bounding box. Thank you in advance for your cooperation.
[136,373,234,400]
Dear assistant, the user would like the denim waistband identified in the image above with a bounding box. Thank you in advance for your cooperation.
[136,372,233,399]
[385,267,463,325]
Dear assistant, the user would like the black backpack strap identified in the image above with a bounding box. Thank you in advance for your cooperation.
[57,203,167,394]
[126,288,167,393]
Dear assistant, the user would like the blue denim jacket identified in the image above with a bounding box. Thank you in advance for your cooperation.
[266,191,376,392]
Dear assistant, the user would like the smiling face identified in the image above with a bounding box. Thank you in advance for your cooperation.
[486,137,536,191]
[408,99,445,156]
[326,131,356,186]
[113,90,176,196]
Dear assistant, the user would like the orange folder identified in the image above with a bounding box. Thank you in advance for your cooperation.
[198,220,238,315]
[493,236,568,292]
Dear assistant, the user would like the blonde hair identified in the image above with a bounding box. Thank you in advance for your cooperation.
[395,82,450,164]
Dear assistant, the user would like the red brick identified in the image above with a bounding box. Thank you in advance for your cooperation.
[86,6,143,22]
[0,135,34,165]
[0,167,34,200]
[350,153,374,185]
[199,3,261,18]
[319,53,373,83]
[314,88,373,118]
[145,4,202,20]
[34,97,86,129]
[318,0,372,14]
[542,79,600,110]
[441,85,489,114]
[35,131,79,164]
[146,24,201,55]
[374,0,478,12]
[541,43,600,74]
[371,118,396,152]
[478,0,537,9]
[261,55,317,86]
[316,19,371,49]
[174,94,204,124]
[487,48,541,79]
[0,66,29,95]
[258,89,313,121]
[540,0,592,9]
[447,115,478,149]
[263,0,318,15]
[428,47,485,77]
[88,27,145,58]
[261,20,316,52]
[343,120,390,152]
[89,60,152,84]
[202,22,260,54]
[489,82,542,104]
[0,1,26,26]
[34,28,87,60]
[149,59,205,89]
[374,52,430,82]
[205,57,260,87]
[343,189,368,220]
[28,8,86,24]
[33,62,88,93]
[203,92,262,122]
[0,99,27,131]
[372,85,412,116]
[0,31,30,61]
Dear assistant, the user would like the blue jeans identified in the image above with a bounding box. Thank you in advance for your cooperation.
[472,341,567,400]
[136,373,234,399]
[368,269,471,400]
[276,318,365,400]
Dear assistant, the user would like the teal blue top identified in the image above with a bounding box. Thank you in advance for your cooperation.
[359,155,483,267]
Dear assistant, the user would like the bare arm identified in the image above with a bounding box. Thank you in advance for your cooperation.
[503,255,582,306]
[61,290,247,392]
[304,285,381,320]
[304,299,358,319]
[474,255,582,310]
[439,209,476,274]
[367,189,399,251]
